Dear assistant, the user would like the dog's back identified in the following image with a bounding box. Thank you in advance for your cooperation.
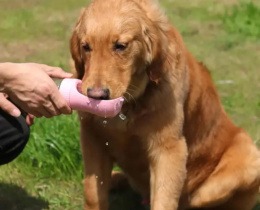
[182,51,260,209]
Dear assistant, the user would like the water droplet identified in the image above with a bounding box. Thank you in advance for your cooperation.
[119,113,126,121]
[103,120,107,127]
[95,176,98,179]
[105,142,109,146]
[96,104,99,108]
[100,181,103,185]
[80,117,83,120]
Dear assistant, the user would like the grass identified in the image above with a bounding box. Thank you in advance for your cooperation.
[20,114,82,178]
[0,0,259,209]
[222,1,260,39]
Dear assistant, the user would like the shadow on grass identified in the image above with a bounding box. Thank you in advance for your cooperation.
[109,188,149,210]
[0,181,258,210]
[253,203,260,210]
[0,182,49,210]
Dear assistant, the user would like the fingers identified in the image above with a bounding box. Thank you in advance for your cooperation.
[0,93,21,117]
[42,81,72,116]
[49,88,72,115]
[41,65,73,79]
[37,106,53,118]
[41,96,62,118]
[49,68,73,78]
[31,77,71,117]
[26,114,34,126]
[28,101,61,118]
[33,103,70,118]
[34,85,71,117]
[17,83,71,118]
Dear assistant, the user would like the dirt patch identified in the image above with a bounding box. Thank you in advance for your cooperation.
[0,38,62,62]
[212,0,237,5]
[0,0,43,9]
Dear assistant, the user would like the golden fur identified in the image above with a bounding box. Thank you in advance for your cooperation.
[70,0,260,209]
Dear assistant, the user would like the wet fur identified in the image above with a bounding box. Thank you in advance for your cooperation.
[70,0,260,209]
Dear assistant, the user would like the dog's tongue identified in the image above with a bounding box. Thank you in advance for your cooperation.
[55,78,124,118]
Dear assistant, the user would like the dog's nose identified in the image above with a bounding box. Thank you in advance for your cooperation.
[87,88,110,100]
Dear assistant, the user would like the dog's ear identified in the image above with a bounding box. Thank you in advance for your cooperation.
[70,31,84,79]
[70,9,85,79]
[136,0,168,83]
[142,23,166,84]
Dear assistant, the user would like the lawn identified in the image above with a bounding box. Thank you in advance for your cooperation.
[0,0,259,209]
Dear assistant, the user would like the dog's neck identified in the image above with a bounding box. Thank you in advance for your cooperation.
[120,78,164,123]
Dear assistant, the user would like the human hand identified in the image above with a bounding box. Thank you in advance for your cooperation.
[0,92,20,116]
[1,63,72,118]
[0,92,34,125]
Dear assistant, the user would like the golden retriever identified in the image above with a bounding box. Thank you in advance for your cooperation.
[70,0,260,209]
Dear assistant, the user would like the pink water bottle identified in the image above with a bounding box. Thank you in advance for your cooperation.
[53,78,124,118]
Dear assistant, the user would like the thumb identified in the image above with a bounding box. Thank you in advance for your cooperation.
[0,94,21,117]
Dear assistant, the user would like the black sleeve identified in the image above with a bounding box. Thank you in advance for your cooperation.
[0,109,30,165]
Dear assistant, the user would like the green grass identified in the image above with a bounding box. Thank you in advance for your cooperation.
[20,114,82,178]
[0,0,260,209]
[222,1,260,40]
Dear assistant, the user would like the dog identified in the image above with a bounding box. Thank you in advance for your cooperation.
[70,0,260,209]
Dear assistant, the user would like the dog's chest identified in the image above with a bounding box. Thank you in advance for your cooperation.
[91,113,149,161]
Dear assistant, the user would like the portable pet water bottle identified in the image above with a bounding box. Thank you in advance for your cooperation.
[53,78,124,118]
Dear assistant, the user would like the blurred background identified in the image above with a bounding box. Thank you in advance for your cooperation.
[0,0,259,209]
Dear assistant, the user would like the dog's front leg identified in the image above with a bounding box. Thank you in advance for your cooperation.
[149,130,188,210]
[80,122,113,210]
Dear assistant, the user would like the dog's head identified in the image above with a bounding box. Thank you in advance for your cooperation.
[70,0,168,101]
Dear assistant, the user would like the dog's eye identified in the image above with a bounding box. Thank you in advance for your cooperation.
[82,44,91,52]
[114,42,128,51]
